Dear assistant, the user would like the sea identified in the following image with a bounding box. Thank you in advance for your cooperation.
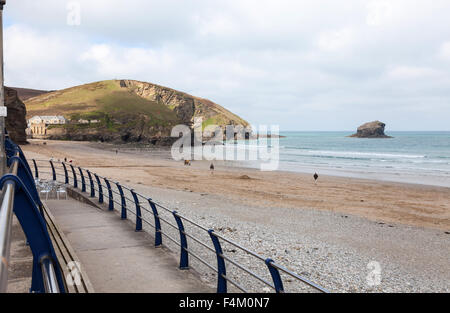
[232,131,450,188]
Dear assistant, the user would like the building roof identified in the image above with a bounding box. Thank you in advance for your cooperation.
[29,115,66,121]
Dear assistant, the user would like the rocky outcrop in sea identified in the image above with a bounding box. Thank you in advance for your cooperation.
[349,121,392,138]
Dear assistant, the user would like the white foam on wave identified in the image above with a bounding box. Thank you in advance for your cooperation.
[306,150,426,159]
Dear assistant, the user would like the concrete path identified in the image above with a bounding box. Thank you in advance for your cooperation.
[7,216,32,293]
[45,199,212,293]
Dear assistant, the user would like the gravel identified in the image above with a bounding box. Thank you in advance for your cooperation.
[122,182,450,293]
[38,169,449,293]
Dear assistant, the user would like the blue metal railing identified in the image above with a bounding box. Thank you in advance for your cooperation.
[32,158,329,293]
[0,138,66,293]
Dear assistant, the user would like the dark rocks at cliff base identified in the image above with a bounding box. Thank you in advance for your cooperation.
[5,87,27,144]
[349,121,392,138]
[47,124,179,146]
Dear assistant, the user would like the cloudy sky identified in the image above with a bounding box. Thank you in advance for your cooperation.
[3,0,450,130]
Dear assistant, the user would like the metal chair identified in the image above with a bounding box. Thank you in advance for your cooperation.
[40,187,52,200]
[57,186,67,200]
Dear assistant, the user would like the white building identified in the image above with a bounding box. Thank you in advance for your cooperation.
[28,115,66,127]
[27,115,67,137]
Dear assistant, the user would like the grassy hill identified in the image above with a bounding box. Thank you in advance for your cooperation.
[25,80,250,144]
[26,80,178,124]
[9,87,51,101]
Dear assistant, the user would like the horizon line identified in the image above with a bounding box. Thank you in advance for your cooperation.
[276,130,450,132]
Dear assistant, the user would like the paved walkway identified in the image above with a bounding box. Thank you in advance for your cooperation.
[7,216,32,293]
[45,199,212,293]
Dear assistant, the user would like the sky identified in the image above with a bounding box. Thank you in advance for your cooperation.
[3,0,450,131]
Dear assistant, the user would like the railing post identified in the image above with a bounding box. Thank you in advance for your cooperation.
[116,182,127,219]
[148,198,162,247]
[173,211,189,270]
[87,170,95,198]
[32,159,39,179]
[78,167,86,192]
[208,230,227,293]
[62,162,69,184]
[130,189,142,231]
[104,178,114,211]
[265,259,284,293]
[94,174,103,203]
[49,160,56,181]
[69,164,78,189]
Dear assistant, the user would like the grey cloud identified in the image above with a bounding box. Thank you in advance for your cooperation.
[3,0,450,130]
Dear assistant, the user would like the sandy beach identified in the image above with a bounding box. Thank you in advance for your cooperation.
[22,140,450,231]
[21,140,450,292]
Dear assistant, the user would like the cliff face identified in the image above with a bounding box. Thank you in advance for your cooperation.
[120,80,250,129]
[4,87,27,144]
[120,80,195,124]
[350,121,392,138]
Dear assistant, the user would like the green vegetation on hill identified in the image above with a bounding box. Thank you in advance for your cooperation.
[26,80,178,126]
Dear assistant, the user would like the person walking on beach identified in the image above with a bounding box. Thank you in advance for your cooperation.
[210,163,215,174]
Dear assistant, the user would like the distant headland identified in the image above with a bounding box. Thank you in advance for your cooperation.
[21,79,250,145]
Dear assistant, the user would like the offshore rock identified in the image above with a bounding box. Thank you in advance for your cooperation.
[350,121,392,138]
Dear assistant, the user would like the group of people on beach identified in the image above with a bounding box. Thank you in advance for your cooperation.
[183,159,215,174]
[182,159,319,180]
[49,156,73,163]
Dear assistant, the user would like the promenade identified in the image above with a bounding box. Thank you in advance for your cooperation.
[44,198,211,293]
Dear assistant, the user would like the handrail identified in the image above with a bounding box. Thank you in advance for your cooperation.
[209,231,266,262]
[31,158,330,293]
[0,151,19,292]
[40,256,60,293]
[1,142,65,293]
[1,155,62,293]
[269,262,329,293]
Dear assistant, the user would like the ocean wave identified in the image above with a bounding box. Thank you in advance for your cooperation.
[305,150,426,159]
[283,146,312,150]
[308,154,368,161]
[280,149,428,162]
